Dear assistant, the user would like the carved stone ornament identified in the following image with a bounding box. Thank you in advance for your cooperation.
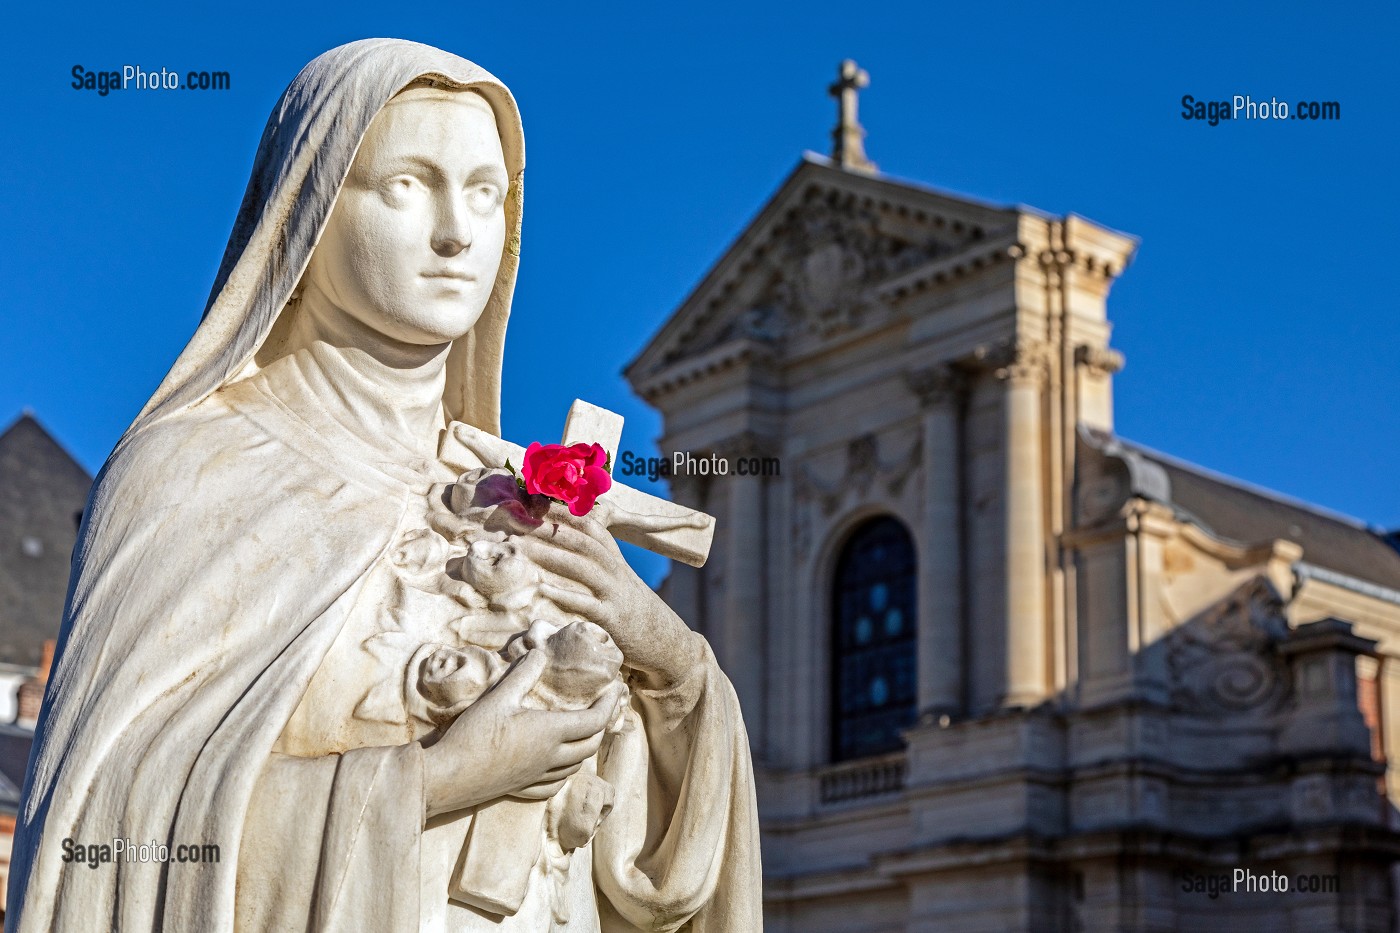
[760,190,951,340]
[988,339,1052,387]
[1075,344,1126,377]
[1166,576,1292,716]
[791,431,921,559]
[658,184,980,371]
[847,434,879,482]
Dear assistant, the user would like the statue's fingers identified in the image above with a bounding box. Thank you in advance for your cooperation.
[448,423,510,469]
[529,520,610,564]
[532,571,599,605]
[529,563,607,599]
[541,758,586,781]
[513,779,566,800]
[489,649,547,704]
[555,731,605,765]
[541,499,614,547]
[538,582,603,620]
[515,536,605,591]
[589,683,626,725]
[553,700,615,742]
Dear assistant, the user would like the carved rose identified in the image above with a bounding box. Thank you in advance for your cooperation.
[518,442,612,516]
[390,528,449,576]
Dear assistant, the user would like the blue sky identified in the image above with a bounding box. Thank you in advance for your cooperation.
[3,2,1397,584]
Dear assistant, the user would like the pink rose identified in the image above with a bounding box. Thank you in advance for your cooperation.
[520,442,612,516]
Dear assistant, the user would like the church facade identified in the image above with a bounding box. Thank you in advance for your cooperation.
[625,65,1400,932]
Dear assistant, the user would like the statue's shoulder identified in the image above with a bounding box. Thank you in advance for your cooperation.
[96,388,282,508]
[113,388,258,464]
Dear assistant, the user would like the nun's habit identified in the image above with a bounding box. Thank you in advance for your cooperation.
[6,38,760,933]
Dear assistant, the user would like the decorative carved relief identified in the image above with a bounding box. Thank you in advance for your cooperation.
[881,442,921,498]
[847,434,878,483]
[794,466,845,519]
[790,431,922,560]
[711,305,787,348]
[768,194,949,339]
[688,191,959,361]
[1166,577,1291,717]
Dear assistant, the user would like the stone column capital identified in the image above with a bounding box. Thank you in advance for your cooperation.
[714,431,779,462]
[987,340,1051,387]
[1074,344,1126,377]
[904,364,968,408]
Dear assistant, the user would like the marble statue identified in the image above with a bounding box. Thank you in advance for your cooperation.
[6,38,761,932]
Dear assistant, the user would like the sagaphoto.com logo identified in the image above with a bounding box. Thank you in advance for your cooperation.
[71,63,231,97]
[1180,93,1339,126]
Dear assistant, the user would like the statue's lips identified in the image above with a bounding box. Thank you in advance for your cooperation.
[421,270,477,282]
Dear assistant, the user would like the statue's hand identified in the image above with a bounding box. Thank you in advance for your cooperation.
[516,502,704,688]
[422,648,620,820]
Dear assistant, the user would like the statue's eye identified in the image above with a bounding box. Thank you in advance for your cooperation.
[383,175,419,198]
[467,182,501,214]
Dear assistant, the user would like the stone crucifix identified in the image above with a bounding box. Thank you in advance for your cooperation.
[449,400,715,567]
[829,58,877,173]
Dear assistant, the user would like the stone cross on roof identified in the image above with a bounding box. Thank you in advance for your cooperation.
[448,400,715,568]
[829,59,877,173]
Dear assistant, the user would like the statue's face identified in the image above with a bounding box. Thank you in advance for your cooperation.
[302,86,509,346]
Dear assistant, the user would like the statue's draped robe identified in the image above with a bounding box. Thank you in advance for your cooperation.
[7,375,760,932]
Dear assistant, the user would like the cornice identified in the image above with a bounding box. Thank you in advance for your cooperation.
[633,337,776,402]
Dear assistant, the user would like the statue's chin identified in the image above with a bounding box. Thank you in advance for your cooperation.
[337,292,488,350]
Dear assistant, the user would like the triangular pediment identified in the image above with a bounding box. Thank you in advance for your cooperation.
[625,155,1022,388]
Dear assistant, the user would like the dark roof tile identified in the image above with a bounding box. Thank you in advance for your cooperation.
[0,414,92,667]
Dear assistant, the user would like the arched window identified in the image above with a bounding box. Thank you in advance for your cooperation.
[831,516,918,762]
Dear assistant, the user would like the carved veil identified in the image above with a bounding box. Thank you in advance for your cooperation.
[126,37,525,446]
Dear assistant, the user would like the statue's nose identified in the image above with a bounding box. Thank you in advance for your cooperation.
[431,194,474,256]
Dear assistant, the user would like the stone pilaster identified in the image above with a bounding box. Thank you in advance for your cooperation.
[662,472,707,636]
[715,432,772,750]
[994,343,1050,707]
[905,365,967,719]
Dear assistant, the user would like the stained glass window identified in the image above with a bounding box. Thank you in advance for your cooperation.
[831,516,917,762]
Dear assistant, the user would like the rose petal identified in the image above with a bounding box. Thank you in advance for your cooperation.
[582,464,612,496]
[521,442,548,491]
[568,489,598,516]
[538,462,577,499]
